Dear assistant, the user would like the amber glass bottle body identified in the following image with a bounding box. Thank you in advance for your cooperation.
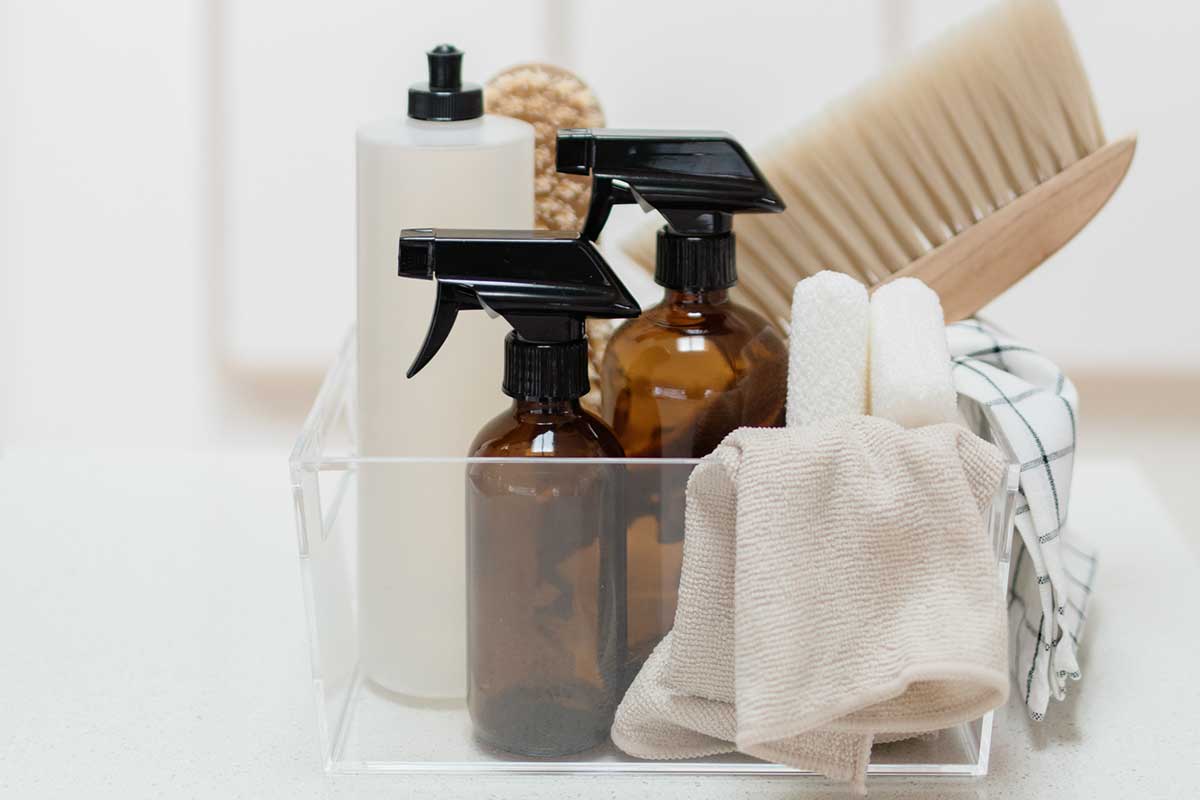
[466,398,626,756]
[600,288,787,668]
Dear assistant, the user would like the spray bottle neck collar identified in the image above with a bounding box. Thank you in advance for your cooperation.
[665,287,730,306]
[511,397,585,415]
[655,227,737,291]
[502,334,590,401]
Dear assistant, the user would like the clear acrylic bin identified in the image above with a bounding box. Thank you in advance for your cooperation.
[289,328,1020,778]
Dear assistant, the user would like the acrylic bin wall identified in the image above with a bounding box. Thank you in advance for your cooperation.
[289,328,1020,778]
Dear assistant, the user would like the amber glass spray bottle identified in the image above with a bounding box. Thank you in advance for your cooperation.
[397,229,640,756]
[558,130,789,672]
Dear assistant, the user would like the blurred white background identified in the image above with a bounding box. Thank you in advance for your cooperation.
[3,8,1197,795]
[2,1,1197,512]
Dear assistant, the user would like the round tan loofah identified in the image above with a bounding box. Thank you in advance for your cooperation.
[485,63,605,233]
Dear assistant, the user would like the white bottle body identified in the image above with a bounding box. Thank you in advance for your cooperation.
[357,114,534,698]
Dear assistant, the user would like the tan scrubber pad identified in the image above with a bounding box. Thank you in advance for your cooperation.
[485,64,605,232]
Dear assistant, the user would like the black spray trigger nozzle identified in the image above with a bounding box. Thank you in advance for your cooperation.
[397,229,641,395]
[404,282,461,378]
[556,128,785,242]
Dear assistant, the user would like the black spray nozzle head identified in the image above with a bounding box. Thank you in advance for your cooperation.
[554,132,594,176]
[556,129,785,241]
[397,229,434,278]
[408,43,483,121]
[397,229,640,388]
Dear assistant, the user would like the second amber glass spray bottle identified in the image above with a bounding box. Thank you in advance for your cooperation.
[559,130,789,671]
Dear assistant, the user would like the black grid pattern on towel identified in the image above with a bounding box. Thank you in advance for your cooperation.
[1007,537,1095,718]
[948,319,1096,721]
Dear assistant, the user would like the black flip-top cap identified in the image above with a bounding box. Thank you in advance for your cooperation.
[408,44,483,121]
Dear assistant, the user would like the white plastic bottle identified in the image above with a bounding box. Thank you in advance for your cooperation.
[356,44,534,699]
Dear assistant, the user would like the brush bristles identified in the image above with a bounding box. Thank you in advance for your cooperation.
[623,0,1105,324]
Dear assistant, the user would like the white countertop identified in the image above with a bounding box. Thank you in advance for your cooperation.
[1,449,1196,799]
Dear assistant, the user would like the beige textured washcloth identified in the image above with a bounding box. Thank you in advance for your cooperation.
[612,416,1009,792]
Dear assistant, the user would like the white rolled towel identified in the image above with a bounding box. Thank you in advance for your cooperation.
[787,271,870,428]
[869,278,958,428]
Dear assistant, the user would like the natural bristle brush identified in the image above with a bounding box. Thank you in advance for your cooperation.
[622,0,1135,324]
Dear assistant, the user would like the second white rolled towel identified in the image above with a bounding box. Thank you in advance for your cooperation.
[869,278,959,428]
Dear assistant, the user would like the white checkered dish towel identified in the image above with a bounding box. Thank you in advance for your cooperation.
[947,319,1097,720]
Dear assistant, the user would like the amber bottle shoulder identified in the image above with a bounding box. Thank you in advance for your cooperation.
[604,294,787,373]
[611,294,780,342]
[469,401,626,458]
[600,290,788,459]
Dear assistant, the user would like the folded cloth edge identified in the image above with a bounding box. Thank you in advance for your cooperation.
[736,662,1009,743]
[742,738,873,794]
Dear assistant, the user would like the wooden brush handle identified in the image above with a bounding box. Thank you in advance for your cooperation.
[874,135,1137,322]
